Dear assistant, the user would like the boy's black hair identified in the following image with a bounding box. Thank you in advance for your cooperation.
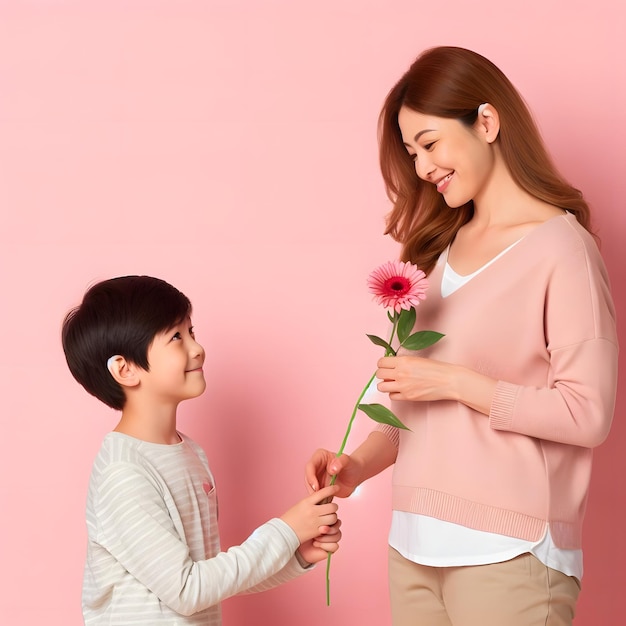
[62,275,192,410]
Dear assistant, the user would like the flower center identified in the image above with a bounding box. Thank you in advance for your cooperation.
[384,277,410,295]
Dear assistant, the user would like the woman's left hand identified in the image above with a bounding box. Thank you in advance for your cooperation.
[376,355,497,415]
[376,355,455,402]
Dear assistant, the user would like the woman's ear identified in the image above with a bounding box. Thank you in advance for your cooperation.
[476,103,500,144]
[107,355,140,388]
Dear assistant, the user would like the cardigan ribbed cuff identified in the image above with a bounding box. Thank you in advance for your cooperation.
[374,423,400,449]
[489,380,519,431]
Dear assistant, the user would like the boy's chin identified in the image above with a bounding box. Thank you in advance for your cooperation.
[191,380,207,398]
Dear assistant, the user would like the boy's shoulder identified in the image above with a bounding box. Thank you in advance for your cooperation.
[90,431,209,483]
[94,431,154,465]
[89,433,161,492]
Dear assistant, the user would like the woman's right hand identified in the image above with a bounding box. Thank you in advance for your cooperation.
[305,449,363,498]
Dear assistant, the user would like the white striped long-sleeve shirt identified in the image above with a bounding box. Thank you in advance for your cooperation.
[83,432,308,625]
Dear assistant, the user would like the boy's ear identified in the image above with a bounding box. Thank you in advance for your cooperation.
[107,355,140,388]
[476,103,500,144]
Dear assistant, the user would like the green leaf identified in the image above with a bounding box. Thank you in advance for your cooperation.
[387,310,395,323]
[401,330,445,351]
[357,403,411,430]
[366,334,394,354]
[397,307,416,343]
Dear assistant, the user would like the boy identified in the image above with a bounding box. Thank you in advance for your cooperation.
[62,275,340,625]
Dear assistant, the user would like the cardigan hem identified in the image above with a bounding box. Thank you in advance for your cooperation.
[392,486,583,549]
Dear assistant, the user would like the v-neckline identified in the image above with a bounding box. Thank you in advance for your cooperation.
[438,213,573,298]
[445,238,523,280]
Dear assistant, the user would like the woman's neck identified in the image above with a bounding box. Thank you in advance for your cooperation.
[472,160,533,226]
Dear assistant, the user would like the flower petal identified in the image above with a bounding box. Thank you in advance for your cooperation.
[367,260,429,311]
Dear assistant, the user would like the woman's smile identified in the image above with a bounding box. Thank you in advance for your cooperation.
[435,172,454,193]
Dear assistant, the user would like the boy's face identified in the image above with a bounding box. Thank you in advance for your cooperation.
[139,317,206,406]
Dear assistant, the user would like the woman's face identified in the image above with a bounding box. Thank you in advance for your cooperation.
[397,106,496,208]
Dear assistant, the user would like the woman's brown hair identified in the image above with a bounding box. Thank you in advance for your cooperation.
[378,46,591,275]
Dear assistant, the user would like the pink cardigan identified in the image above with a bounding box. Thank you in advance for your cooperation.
[376,213,618,549]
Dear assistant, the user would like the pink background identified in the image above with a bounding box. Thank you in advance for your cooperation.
[0,1,624,624]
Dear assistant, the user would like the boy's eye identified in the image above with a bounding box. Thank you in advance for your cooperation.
[189,327,196,339]
[172,332,182,341]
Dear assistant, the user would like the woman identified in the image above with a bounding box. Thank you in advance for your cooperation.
[306,46,618,626]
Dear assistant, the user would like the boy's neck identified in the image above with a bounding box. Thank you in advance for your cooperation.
[114,402,181,445]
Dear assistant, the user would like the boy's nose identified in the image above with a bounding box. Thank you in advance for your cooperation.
[190,339,205,360]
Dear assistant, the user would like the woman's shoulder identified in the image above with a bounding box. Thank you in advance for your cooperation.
[531,214,612,297]
[530,211,596,252]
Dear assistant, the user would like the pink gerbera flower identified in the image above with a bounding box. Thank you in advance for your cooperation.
[325,259,440,606]
[367,260,429,313]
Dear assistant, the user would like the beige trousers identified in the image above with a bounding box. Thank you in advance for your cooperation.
[388,546,580,626]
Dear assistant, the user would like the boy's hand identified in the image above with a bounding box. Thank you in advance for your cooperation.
[280,485,339,544]
[297,520,342,565]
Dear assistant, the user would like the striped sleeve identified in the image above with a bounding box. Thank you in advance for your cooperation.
[93,462,301,616]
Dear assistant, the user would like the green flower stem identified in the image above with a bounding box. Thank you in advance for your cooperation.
[325,373,375,606]
[325,313,399,606]
[330,371,377,474]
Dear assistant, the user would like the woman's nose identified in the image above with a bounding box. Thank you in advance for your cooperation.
[414,153,435,181]
[415,160,434,181]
